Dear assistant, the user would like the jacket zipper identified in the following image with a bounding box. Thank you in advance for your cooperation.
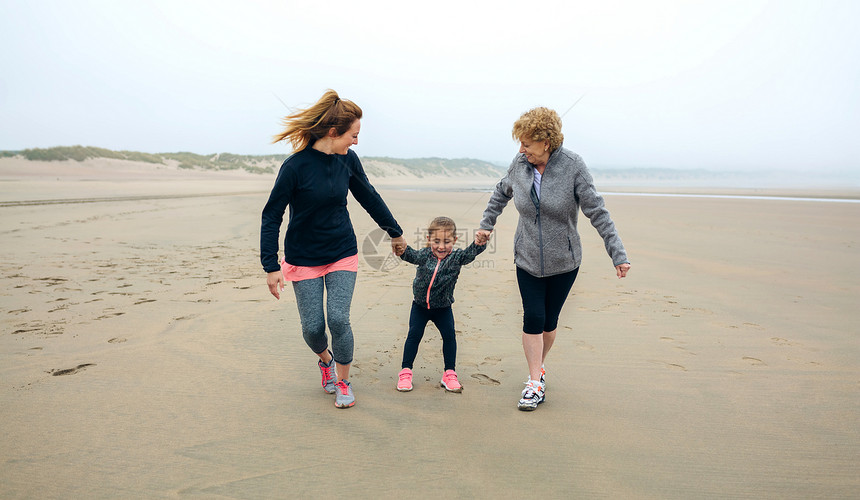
[426,257,441,309]
[537,207,544,276]
[530,181,544,276]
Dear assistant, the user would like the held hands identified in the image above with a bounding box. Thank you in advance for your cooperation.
[475,229,492,246]
[267,270,285,299]
[616,263,631,279]
[391,235,407,256]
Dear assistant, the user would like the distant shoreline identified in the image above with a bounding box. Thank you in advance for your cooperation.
[2,145,857,192]
[2,153,858,203]
[385,185,860,201]
[602,191,860,203]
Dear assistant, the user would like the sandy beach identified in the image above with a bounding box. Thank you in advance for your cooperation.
[1,160,859,499]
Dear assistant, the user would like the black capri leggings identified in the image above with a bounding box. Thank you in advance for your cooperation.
[516,266,579,335]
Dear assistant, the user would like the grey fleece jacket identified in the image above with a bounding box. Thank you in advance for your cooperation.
[480,146,628,277]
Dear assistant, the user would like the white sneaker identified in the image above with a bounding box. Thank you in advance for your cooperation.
[517,380,545,411]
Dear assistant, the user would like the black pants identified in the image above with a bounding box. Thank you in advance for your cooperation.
[401,302,457,371]
[516,266,579,334]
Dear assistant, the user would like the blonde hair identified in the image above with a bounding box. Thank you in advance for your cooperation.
[425,216,457,247]
[272,89,363,152]
[512,107,564,152]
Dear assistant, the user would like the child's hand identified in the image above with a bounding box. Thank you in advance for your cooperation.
[391,235,407,256]
[475,229,492,246]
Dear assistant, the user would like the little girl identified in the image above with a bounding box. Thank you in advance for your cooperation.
[394,216,486,392]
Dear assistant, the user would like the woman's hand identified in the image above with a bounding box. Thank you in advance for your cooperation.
[391,235,407,256]
[475,229,492,245]
[616,263,631,279]
[267,270,285,299]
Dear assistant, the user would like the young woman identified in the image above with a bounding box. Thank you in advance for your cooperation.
[261,89,407,408]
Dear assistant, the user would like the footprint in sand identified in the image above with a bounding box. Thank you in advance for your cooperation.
[172,314,198,321]
[650,360,687,371]
[50,363,96,376]
[96,312,125,320]
[13,322,63,336]
[35,277,68,287]
[575,340,595,351]
[12,327,40,335]
[770,337,797,347]
[362,358,381,374]
[742,356,767,366]
[471,373,501,386]
[660,337,696,356]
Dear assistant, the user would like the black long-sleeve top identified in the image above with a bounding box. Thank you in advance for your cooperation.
[260,147,402,273]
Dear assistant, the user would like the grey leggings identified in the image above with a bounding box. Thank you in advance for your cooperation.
[291,270,357,365]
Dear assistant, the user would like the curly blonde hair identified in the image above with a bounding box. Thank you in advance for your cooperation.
[272,89,362,152]
[512,107,564,152]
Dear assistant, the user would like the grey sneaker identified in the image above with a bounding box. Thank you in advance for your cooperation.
[318,355,337,394]
[334,380,355,408]
[517,380,545,411]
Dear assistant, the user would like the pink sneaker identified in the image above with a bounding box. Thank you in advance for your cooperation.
[440,369,462,393]
[397,368,413,392]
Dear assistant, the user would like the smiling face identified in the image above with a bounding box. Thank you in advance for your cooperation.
[518,137,550,167]
[330,119,361,155]
[428,229,456,259]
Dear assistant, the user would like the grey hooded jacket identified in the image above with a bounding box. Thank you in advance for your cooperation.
[480,147,628,277]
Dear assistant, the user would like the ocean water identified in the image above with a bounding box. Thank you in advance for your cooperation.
[602,192,860,203]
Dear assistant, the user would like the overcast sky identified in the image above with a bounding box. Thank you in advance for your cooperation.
[2,0,858,171]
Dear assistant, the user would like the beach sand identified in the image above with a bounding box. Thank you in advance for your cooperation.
[1,163,858,498]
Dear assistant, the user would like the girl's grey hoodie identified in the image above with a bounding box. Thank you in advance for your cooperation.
[480,147,628,277]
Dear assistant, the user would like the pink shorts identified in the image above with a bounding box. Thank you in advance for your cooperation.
[280,254,358,282]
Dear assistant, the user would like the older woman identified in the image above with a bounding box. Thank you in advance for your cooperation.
[476,107,630,411]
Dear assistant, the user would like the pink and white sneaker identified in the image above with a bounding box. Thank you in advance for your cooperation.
[334,380,355,408]
[397,368,413,392]
[318,354,337,394]
[440,369,463,393]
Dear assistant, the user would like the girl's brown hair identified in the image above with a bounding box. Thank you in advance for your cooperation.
[272,89,363,152]
[425,216,457,247]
